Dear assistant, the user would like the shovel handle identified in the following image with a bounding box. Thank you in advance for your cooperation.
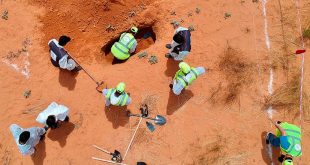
[129,114,158,121]
[128,114,142,117]
[92,145,111,154]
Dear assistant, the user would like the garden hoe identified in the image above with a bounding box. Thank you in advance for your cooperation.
[68,53,104,88]
[127,104,167,132]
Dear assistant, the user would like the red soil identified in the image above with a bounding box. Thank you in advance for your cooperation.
[1,0,310,164]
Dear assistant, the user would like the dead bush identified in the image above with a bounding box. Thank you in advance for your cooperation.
[217,46,254,104]
[191,135,226,165]
[264,73,309,114]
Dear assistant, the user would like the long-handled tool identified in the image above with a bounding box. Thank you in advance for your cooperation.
[127,104,167,132]
[68,54,104,86]
[92,145,123,163]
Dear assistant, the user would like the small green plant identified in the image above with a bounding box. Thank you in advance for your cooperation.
[170,20,180,27]
[224,12,231,19]
[303,27,310,39]
[1,10,8,20]
[188,25,195,32]
[128,11,136,17]
[24,90,31,98]
[188,12,193,17]
[138,52,148,59]
[148,55,158,64]
[106,24,116,32]
[195,8,201,14]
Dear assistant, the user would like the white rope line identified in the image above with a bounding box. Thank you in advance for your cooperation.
[123,117,143,160]
[294,0,305,129]
[260,1,275,164]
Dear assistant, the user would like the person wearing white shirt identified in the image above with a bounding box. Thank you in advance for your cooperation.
[48,35,81,72]
[36,102,69,129]
[165,26,191,61]
[9,124,46,156]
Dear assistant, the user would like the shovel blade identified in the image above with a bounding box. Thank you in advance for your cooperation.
[154,115,166,125]
[146,121,155,132]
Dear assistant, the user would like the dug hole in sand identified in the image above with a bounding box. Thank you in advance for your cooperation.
[1,0,310,164]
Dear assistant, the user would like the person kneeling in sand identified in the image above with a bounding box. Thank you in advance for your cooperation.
[170,62,205,95]
[111,27,138,61]
[165,25,191,61]
[97,82,131,107]
[9,124,46,156]
[48,35,81,72]
[36,102,69,130]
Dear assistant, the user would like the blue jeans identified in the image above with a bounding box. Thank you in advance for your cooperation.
[268,133,280,147]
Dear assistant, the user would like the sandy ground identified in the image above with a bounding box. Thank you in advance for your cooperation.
[0,0,310,164]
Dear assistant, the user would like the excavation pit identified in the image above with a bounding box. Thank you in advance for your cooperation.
[101,26,156,65]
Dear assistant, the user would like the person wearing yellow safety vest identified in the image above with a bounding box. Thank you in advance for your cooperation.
[266,120,302,165]
[170,62,205,95]
[111,27,138,60]
[102,82,131,107]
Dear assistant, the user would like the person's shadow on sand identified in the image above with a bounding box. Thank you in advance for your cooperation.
[166,90,193,115]
[261,131,281,165]
[164,59,180,78]
[104,106,129,129]
[58,69,78,90]
[47,122,75,147]
[31,141,46,165]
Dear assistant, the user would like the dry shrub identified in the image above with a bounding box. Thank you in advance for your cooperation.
[269,49,293,70]
[191,136,226,165]
[303,25,310,39]
[264,73,309,113]
[217,46,254,104]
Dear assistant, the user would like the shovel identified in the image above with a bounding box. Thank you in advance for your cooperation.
[127,104,167,126]
[67,53,104,87]
[127,104,166,132]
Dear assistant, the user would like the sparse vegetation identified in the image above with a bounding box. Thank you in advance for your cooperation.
[303,26,310,39]
[264,73,309,113]
[216,46,254,104]
[1,10,8,20]
[23,90,31,98]
[195,8,201,14]
[170,20,180,27]
[188,25,195,32]
[224,12,231,19]
[128,11,136,17]
[106,24,116,32]
[190,135,226,165]
[269,49,293,70]
[148,55,158,64]
[138,52,148,59]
